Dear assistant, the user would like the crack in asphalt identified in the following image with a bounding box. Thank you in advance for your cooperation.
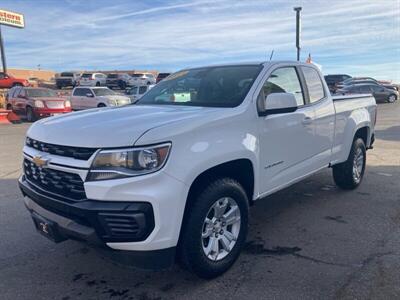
[334,251,395,299]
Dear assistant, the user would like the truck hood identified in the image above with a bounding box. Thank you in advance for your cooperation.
[27,105,222,148]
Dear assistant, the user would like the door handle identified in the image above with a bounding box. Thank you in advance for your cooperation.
[302,117,313,125]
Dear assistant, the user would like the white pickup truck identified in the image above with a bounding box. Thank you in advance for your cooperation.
[20,61,376,278]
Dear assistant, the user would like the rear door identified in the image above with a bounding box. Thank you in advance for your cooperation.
[300,66,335,168]
[257,65,316,194]
[15,88,28,114]
[369,85,387,102]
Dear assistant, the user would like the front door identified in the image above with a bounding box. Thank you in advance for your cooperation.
[257,66,316,195]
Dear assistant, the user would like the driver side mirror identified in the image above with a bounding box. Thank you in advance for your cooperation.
[86,93,94,98]
[262,92,298,115]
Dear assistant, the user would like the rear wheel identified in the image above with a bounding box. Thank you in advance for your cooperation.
[96,81,101,87]
[387,94,397,103]
[12,83,22,87]
[179,178,249,278]
[332,138,366,189]
[97,103,106,108]
[26,106,36,122]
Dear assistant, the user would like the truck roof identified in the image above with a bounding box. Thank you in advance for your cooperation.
[182,61,316,69]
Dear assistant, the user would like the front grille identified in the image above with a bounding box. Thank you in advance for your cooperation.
[23,159,86,201]
[45,101,65,109]
[26,137,97,160]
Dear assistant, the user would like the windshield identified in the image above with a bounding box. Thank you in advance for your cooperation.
[26,89,58,98]
[137,65,262,107]
[107,74,118,78]
[93,88,116,96]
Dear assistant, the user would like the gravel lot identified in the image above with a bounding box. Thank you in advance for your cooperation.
[0,102,399,300]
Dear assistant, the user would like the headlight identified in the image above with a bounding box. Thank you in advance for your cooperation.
[64,100,71,108]
[34,100,44,108]
[87,143,171,181]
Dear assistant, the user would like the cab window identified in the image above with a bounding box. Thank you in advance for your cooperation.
[258,67,305,111]
[301,66,325,103]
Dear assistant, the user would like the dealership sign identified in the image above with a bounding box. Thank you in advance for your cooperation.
[0,9,24,28]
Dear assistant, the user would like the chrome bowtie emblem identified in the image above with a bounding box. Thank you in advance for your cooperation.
[32,155,49,168]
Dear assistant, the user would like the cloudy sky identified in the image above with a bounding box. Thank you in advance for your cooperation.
[1,0,399,81]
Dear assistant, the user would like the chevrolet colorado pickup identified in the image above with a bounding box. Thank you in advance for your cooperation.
[19,61,376,278]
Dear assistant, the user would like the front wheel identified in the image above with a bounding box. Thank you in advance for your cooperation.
[179,178,249,278]
[387,94,397,103]
[332,138,366,189]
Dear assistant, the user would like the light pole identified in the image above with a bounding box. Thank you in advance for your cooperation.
[293,7,302,61]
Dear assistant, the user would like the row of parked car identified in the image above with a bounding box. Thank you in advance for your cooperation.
[55,71,171,90]
[324,74,399,103]
[4,84,157,121]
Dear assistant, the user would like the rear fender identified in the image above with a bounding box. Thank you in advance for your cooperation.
[335,108,371,164]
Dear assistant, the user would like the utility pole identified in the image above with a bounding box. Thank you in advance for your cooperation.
[0,26,7,73]
[293,7,302,61]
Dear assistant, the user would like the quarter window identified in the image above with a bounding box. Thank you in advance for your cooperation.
[259,67,305,108]
[301,67,325,103]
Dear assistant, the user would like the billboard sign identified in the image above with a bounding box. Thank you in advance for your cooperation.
[0,9,24,29]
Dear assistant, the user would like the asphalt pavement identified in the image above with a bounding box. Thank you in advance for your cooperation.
[0,101,399,300]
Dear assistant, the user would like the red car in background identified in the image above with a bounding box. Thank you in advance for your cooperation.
[6,87,71,122]
[0,72,29,88]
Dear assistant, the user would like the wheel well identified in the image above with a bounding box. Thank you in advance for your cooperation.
[186,159,255,205]
[354,126,369,146]
[97,103,106,107]
[177,159,255,253]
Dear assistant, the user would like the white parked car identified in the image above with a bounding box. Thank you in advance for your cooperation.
[20,61,376,279]
[125,85,154,103]
[130,73,156,85]
[78,73,107,87]
[70,86,131,110]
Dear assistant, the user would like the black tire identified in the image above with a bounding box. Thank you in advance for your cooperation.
[6,103,12,110]
[12,83,22,87]
[147,81,151,85]
[332,138,366,190]
[387,94,397,103]
[96,81,101,87]
[97,103,106,108]
[26,106,36,122]
[179,178,249,279]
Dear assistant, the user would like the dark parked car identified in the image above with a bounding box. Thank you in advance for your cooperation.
[156,72,171,83]
[336,83,398,103]
[105,73,133,89]
[339,77,398,91]
[324,74,351,93]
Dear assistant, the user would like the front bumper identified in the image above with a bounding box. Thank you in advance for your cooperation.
[33,108,71,118]
[20,176,177,269]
